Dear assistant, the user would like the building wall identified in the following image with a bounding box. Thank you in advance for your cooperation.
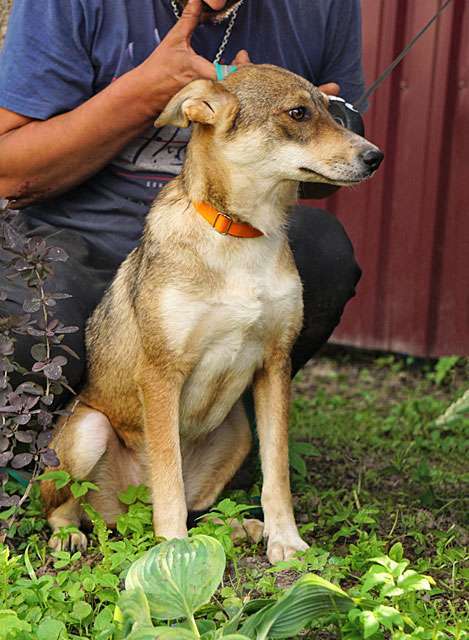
[321,0,468,356]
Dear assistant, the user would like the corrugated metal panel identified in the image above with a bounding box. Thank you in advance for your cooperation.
[314,0,468,357]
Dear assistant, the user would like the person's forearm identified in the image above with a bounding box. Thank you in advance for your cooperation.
[0,0,222,209]
[0,68,165,208]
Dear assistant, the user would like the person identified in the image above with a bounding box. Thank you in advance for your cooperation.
[0,0,365,389]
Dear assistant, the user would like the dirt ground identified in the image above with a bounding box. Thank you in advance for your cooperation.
[295,343,468,408]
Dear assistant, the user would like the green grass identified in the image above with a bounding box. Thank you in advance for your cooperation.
[0,349,467,639]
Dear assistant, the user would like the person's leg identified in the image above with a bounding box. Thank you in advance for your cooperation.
[233,206,361,493]
[0,213,120,392]
[288,205,361,376]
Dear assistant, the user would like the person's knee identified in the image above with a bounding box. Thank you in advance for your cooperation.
[288,206,361,310]
[288,207,361,375]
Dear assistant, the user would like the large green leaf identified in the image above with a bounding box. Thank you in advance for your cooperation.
[123,624,252,639]
[199,633,251,640]
[124,624,197,639]
[220,599,275,637]
[151,628,196,639]
[240,574,354,639]
[115,587,154,638]
[124,626,160,640]
[125,535,226,621]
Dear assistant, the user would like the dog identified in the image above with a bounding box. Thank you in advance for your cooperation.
[41,64,383,564]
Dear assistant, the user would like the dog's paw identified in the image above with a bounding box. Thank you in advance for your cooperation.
[266,531,309,564]
[229,518,265,544]
[242,518,264,544]
[209,517,264,544]
[48,530,88,553]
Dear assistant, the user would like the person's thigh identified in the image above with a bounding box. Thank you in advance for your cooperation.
[1,214,119,391]
[287,205,362,375]
[242,206,361,423]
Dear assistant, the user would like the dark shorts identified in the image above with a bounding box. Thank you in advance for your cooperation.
[0,205,361,392]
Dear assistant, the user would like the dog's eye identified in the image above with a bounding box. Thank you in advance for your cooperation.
[288,107,310,122]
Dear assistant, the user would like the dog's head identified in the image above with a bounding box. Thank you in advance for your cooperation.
[155,64,383,187]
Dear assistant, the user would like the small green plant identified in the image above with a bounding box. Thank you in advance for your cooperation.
[342,542,437,639]
[288,439,319,480]
[428,356,460,385]
[436,388,469,427]
[37,468,99,500]
[189,498,258,560]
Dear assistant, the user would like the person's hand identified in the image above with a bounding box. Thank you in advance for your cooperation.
[231,49,251,66]
[319,82,341,96]
[138,0,218,112]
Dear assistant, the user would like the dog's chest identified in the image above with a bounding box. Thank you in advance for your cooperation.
[159,265,302,435]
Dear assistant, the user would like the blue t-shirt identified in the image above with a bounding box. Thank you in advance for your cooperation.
[0,0,366,260]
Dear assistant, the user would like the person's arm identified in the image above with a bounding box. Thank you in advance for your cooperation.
[0,0,219,209]
[301,0,366,200]
[318,0,367,108]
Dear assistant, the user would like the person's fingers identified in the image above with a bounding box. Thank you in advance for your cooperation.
[170,0,203,41]
[232,49,251,65]
[192,55,218,79]
[319,82,341,96]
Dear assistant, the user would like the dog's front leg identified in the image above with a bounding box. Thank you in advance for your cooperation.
[253,358,308,564]
[138,369,187,540]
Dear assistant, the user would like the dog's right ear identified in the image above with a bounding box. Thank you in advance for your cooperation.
[154,79,239,131]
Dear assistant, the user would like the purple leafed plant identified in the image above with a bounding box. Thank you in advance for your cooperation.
[0,205,78,510]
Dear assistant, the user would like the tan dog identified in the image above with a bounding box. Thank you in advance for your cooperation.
[41,65,383,564]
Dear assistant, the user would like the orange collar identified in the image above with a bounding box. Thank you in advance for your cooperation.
[193,201,264,238]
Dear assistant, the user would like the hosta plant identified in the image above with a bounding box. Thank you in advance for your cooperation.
[114,534,355,639]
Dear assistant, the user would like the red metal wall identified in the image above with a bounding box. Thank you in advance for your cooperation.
[317,0,468,357]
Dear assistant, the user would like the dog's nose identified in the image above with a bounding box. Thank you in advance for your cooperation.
[360,149,384,172]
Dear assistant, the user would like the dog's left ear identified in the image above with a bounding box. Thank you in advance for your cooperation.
[155,79,239,131]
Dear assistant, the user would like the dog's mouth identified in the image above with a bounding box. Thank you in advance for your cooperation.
[299,167,363,186]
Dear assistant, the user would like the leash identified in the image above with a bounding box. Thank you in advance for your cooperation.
[355,0,454,109]
[215,2,455,103]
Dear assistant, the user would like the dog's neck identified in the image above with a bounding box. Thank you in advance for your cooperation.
[182,139,299,236]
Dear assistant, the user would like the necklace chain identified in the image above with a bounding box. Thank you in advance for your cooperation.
[170,0,245,63]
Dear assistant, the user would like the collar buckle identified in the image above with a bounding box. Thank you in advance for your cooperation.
[213,212,233,235]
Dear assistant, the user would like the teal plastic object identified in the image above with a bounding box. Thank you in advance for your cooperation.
[0,467,31,488]
[214,62,238,81]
